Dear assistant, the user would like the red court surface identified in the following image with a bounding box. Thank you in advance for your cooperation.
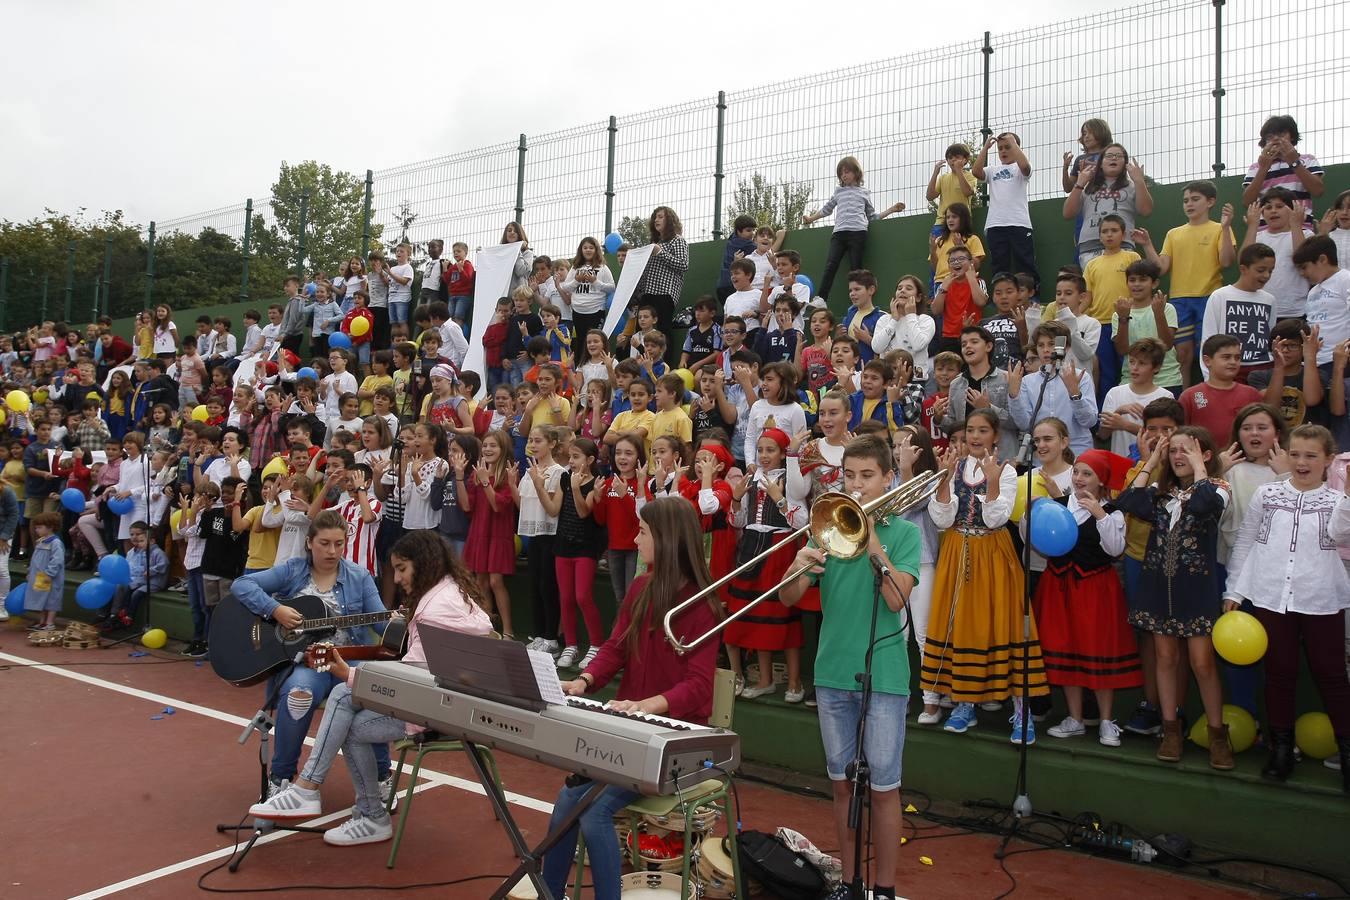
[0,629,1260,900]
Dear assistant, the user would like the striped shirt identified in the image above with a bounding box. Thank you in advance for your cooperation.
[1243,153,1324,231]
[817,184,878,233]
[335,496,383,575]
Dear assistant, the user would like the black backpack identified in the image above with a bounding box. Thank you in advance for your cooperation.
[734,830,829,900]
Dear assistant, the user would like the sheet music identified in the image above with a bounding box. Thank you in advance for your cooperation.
[526,649,569,705]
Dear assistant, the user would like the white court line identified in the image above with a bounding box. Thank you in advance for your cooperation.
[0,650,556,896]
[68,781,445,900]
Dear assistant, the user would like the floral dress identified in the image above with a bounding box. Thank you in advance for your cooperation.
[1115,479,1231,637]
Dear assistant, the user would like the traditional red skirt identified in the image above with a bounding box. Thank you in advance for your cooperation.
[1033,563,1142,690]
[724,531,803,651]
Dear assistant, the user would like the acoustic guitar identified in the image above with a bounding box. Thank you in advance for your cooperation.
[209,593,405,686]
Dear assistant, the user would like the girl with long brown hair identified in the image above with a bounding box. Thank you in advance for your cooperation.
[542,496,722,900]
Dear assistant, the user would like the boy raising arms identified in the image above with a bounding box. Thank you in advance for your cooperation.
[1133,181,1237,386]
[781,435,920,900]
[926,143,976,235]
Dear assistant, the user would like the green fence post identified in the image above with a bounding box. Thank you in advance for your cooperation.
[605,116,617,236]
[241,199,253,302]
[40,274,49,321]
[143,221,156,310]
[713,92,727,241]
[100,233,114,318]
[361,170,373,258]
[0,257,8,331]
[90,280,98,322]
[979,32,994,204]
[296,190,310,279]
[63,242,76,323]
[514,134,528,225]
[1212,0,1226,177]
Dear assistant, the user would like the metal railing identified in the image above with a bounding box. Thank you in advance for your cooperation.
[2,0,1348,326]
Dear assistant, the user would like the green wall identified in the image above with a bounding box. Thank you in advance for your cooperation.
[93,164,1350,349]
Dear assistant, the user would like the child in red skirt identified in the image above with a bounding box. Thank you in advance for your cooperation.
[1039,449,1142,747]
[726,428,808,701]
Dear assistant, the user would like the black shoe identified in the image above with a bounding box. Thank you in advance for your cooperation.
[1261,729,1295,781]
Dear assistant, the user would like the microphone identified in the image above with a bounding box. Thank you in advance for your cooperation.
[869,553,890,577]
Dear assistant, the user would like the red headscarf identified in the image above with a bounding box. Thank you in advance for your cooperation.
[759,428,790,451]
[1076,449,1133,492]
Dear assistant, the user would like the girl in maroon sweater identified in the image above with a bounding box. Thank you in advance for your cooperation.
[542,496,722,900]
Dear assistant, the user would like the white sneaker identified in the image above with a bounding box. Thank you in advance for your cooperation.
[1326,756,1343,771]
[579,647,599,668]
[784,686,805,704]
[525,637,546,651]
[1047,716,1086,739]
[323,814,393,846]
[539,639,560,657]
[556,645,579,668]
[1098,720,1122,747]
[381,775,399,813]
[0,608,9,621]
[980,700,1003,712]
[917,708,943,726]
[249,783,320,819]
[740,682,778,700]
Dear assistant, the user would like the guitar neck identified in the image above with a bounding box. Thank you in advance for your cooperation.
[299,609,396,633]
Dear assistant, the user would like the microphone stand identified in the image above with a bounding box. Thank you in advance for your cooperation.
[845,559,886,900]
[996,358,1057,859]
[216,656,325,871]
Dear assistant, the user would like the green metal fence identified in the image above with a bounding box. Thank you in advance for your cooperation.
[3,0,1349,329]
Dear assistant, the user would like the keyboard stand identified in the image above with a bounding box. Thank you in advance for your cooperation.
[473,740,607,900]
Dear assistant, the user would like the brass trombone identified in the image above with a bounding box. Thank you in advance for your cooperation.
[662,469,948,654]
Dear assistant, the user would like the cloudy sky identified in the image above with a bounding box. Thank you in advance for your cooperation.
[1,0,1124,228]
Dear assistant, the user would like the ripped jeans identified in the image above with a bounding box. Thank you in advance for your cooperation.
[268,665,391,783]
[299,683,408,820]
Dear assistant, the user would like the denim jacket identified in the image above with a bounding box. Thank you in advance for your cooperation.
[232,556,386,644]
[939,367,1020,460]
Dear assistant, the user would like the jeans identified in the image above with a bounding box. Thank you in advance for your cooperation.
[607,548,639,605]
[0,549,9,610]
[985,226,1039,286]
[179,385,199,409]
[186,569,208,640]
[818,229,867,301]
[815,686,908,791]
[527,534,560,640]
[486,365,508,393]
[300,683,408,819]
[542,781,641,900]
[355,341,371,366]
[268,667,392,782]
[448,295,473,326]
[111,585,150,620]
[556,555,601,647]
[389,301,409,325]
[508,356,531,387]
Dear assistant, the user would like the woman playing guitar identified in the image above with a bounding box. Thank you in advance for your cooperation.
[541,496,723,899]
[248,529,493,845]
[232,509,392,801]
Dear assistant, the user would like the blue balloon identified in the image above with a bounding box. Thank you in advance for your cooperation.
[61,487,87,514]
[297,366,318,382]
[99,554,132,586]
[604,232,623,254]
[107,495,135,516]
[1029,498,1078,557]
[76,577,116,610]
[5,583,26,615]
[329,332,353,351]
[797,274,815,297]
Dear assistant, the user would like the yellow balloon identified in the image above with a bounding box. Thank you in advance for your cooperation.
[1009,473,1050,523]
[515,536,523,556]
[33,389,48,405]
[262,456,289,479]
[1212,610,1268,665]
[141,628,168,650]
[5,389,31,413]
[1188,704,1257,753]
[0,407,6,425]
[1295,712,1338,759]
[191,404,210,422]
[350,316,370,337]
[170,509,183,533]
[672,368,695,391]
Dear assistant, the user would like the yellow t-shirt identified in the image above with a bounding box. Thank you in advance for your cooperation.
[359,374,393,417]
[241,505,280,571]
[1123,459,1154,560]
[933,234,987,281]
[610,408,656,455]
[934,170,978,222]
[529,395,572,428]
[650,407,693,447]
[1159,221,1236,299]
[1084,249,1143,324]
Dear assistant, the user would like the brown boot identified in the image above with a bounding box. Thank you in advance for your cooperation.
[1157,719,1183,762]
[1208,723,1235,771]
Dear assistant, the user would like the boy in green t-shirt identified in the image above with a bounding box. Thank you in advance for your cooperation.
[1111,259,1183,393]
[782,435,920,900]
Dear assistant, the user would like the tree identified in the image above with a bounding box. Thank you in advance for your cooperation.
[614,215,649,248]
[725,173,813,232]
[267,161,381,276]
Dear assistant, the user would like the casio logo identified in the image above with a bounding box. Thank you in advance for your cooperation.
[369,683,396,697]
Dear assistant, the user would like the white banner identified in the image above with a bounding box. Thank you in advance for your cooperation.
[462,241,524,397]
[602,244,655,339]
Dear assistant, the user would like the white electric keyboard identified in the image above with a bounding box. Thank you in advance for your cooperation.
[353,660,740,795]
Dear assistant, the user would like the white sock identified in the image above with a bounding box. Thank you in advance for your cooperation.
[292,785,319,799]
[1012,695,1025,720]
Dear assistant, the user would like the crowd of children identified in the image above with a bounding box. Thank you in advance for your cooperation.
[3,116,1350,797]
